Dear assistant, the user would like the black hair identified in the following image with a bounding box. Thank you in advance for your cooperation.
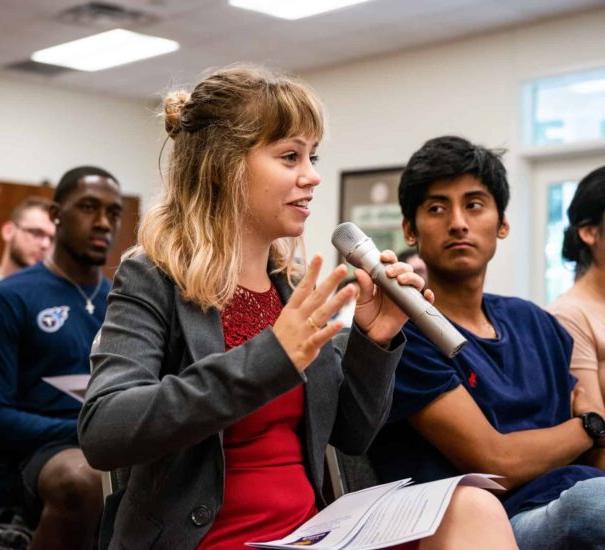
[398,136,510,230]
[562,165,605,275]
[54,166,119,204]
[397,249,419,262]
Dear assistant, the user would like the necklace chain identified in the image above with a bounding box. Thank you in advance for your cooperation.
[482,318,497,338]
[46,260,103,315]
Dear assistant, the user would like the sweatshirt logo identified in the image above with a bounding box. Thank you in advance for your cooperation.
[37,306,70,333]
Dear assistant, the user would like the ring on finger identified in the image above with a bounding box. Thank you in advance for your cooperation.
[306,316,322,331]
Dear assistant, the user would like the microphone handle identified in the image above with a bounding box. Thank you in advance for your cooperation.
[371,267,467,358]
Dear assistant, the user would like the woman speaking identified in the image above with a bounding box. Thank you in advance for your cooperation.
[78,65,516,550]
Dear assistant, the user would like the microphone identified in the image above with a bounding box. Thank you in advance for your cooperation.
[331,222,467,358]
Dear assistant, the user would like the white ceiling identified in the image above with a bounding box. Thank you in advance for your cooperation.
[1,0,604,100]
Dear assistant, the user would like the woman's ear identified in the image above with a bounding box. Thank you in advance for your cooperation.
[497,216,510,239]
[577,225,598,247]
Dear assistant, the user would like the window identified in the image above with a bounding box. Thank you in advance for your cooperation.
[545,180,577,303]
[526,67,605,146]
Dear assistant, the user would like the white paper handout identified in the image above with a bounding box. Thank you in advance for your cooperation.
[42,374,91,403]
[247,473,504,549]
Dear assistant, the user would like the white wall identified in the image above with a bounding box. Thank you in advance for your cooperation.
[302,8,605,299]
[0,79,162,207]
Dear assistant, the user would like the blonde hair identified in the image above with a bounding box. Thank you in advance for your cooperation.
[139,64,324,310]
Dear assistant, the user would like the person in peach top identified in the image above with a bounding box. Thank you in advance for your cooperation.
[550,166,605,409]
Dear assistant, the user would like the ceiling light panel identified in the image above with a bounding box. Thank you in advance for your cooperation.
[229,0,373,20]
[31,29,179,72]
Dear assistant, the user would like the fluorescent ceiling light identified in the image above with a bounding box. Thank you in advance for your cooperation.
[229,0,373,20]
[570,79,605,94]
[31,29,179,72]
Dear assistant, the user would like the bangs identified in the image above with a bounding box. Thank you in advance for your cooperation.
[258,80,324,144]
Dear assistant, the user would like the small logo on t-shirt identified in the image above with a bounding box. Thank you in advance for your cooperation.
[468,371,478,388]
[37,306,70,333]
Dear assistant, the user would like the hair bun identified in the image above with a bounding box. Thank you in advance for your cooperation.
[163,90,191,138]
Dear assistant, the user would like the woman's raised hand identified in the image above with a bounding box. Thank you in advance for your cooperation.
[273,255,356,372]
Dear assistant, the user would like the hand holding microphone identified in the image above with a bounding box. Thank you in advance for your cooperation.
[332,222,467,358]
[348,248,429,347]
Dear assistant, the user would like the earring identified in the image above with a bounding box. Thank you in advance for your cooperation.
[54,218,60,225]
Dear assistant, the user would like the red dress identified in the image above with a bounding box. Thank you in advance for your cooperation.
[197,285,317,549]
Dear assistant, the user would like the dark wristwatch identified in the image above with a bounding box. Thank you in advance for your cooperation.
[580,412,605,447]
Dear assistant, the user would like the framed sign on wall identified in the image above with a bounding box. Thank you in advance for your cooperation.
[339,166,406,263]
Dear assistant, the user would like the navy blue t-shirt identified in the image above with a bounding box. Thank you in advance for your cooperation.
[369,293,605,517]
[0,263,110,457]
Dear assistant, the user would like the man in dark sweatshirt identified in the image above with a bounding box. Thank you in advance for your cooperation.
[0,166,123,549]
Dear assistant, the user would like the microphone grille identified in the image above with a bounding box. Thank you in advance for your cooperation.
[331,222,367,256]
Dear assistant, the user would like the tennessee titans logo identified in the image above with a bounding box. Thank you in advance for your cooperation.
[37,306,70,333]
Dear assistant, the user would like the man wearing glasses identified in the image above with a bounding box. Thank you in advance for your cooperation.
[0,197,55,280]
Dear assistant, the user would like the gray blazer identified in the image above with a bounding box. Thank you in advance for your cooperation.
[78,254,403,549]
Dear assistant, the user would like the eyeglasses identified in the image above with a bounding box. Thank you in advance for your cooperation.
[15,223,55,243]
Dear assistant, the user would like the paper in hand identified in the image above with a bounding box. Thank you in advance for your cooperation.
[42,374,91,403]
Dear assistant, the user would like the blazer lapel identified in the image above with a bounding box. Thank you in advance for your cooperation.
[269,269,292,305]
[174,288,225,361]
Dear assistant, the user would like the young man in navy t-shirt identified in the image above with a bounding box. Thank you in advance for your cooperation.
[0,166,123,549]
[369,136,605,548]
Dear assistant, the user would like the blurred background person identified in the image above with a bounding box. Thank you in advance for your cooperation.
[550,166,605,409]
[398,248,428,284]
[0,197,55,280]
